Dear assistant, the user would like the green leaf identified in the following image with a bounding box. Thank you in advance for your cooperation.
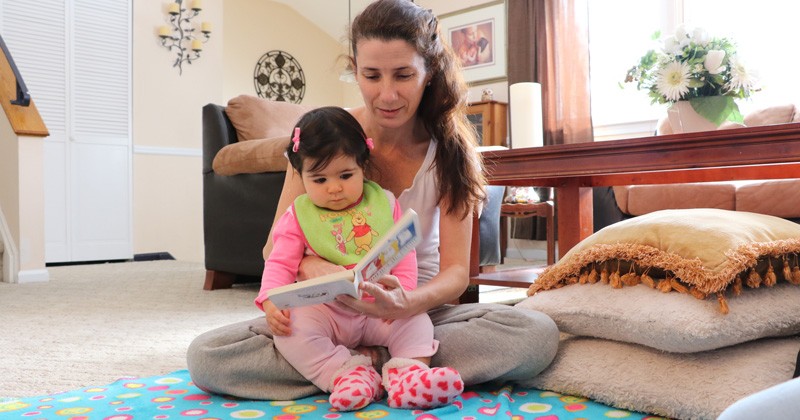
[688,96,742,125]
[687,79,705,88]
[651,30,661,41]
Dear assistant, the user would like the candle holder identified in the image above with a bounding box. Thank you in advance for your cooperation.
[157,0,211,75]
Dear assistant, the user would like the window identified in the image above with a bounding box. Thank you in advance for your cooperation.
[589,0,800,139]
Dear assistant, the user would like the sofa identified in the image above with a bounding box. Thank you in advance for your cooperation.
[202,95,503,290]
[595,104,800,230]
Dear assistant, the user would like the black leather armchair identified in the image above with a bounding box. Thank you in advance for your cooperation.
[202,104,286,289]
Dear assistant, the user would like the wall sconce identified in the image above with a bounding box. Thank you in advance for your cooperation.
[157,0,211,75]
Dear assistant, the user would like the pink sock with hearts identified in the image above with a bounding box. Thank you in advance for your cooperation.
[329,355,383,411]
[381,358,464,409]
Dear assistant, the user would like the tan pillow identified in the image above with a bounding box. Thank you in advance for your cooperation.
[212,136,290,175]
[520,334,800,420]
[518,282,800,352]
[529,209,800,313]
[225,95,311,141]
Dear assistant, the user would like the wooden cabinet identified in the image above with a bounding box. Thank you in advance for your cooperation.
[467,100,508,147]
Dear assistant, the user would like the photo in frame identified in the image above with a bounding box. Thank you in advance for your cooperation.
[439,1,507,84]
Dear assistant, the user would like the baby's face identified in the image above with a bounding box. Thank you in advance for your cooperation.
[301,153,365,211]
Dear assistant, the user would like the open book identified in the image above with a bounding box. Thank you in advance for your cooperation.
[267,209,421,309]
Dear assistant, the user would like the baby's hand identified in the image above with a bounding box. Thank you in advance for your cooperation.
[264,300,292,336]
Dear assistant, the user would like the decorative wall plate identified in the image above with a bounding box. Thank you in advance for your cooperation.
[253,50,306,103]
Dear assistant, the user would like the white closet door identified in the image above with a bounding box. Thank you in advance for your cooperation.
[1,0,132,263]
[68,0,131,261]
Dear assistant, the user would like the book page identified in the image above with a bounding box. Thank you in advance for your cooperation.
[355,209,421,284]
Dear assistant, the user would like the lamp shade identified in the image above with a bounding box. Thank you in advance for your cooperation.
[509,82,544,148]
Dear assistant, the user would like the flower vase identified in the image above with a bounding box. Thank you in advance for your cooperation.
[666,100,719,133]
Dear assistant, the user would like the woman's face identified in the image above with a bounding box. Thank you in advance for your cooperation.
[354,38,429,130]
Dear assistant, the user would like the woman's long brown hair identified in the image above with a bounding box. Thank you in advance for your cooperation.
[350,0,486,219]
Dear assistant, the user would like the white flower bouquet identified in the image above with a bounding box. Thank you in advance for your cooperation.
[624,26,758,125]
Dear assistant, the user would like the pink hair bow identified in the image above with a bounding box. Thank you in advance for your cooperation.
[291,127,301,152]
[365,137,374,150]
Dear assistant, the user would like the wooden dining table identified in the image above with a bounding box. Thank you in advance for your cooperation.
[465,122,800,298]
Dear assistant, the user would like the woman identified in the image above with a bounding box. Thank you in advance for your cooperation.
[187,0,559,400]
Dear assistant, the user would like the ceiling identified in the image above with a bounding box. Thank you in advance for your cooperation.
[269,1,474,44]
[271,0,374,43]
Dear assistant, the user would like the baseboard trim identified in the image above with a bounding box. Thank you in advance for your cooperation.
[134,252,176,261]
[17,268,49,284]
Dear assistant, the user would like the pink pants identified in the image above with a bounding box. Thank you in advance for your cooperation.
[274,302,438,391]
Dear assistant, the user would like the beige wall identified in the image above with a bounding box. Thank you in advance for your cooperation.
[342,0,509,107]
[223,0,346,106]
[129,0,504,264]
[4,0,505,270]
[132,0,349,263]
[422,0,509,102]
[0,114,47,281]
[0,116,18,238]
[17,135,45,274]
[0,114,20,260]
[131,0,224,262]
[133,153,204,261]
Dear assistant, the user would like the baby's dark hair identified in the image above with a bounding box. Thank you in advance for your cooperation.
[286,106,371,174]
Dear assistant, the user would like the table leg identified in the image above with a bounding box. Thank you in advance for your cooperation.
[469,213,480,277]
[555,181,593,257]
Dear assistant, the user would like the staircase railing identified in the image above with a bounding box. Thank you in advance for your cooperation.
[0,33,30,107]
[0,32,47,137]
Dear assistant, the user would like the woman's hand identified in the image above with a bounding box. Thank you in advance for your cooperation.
[264,300,292,336]
[336,275,416,319]
[297,255,346,281]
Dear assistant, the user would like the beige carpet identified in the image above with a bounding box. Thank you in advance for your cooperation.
[0,260,263,398]
[0,258,536,399]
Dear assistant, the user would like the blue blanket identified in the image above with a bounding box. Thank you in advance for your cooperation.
[0,370,664,419]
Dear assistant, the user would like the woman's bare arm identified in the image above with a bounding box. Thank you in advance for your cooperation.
[407,208,472,308]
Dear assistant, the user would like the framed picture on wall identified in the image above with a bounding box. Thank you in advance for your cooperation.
[439,1,507,84]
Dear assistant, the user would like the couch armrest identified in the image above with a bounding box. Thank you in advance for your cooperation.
[202,104,238,174]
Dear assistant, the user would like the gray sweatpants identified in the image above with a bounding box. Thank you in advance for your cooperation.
[186,303,559,400]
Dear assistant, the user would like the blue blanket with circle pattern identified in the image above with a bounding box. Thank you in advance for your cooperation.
[0,370,665,419]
